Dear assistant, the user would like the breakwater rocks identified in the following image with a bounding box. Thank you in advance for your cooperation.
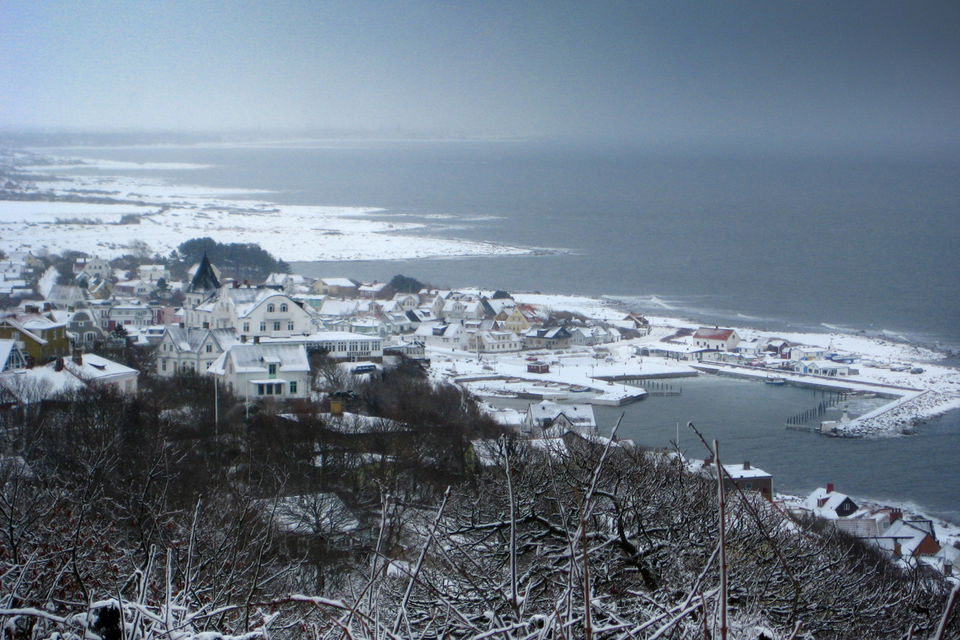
[835,391,959,437]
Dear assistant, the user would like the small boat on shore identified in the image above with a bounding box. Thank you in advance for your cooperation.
[765,376,787,385]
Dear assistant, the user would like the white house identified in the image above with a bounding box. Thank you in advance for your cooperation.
[413,322,467,350]
[74,257,112,283]
[63,352,139,394]
[466,329,523,353]
[568,325,622,347]
[107,301,155,329]
[156,326,241,376]
[441,297,485,323]
[691,327,741,351]
[522,401,597,436]
[315,277,359,297]
[791,346,829,361]
[793,360,851,377]
[208,343,310,400]
[187,286,316,339]
[138,264,171,283]
[263,272,309,293]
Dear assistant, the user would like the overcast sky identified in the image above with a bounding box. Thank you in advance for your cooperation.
[2,1,958,150]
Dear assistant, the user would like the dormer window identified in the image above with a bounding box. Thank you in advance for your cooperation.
[280,303,288,312]
[267,304,275,313]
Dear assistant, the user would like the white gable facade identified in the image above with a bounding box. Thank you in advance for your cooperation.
[208,343,310,400]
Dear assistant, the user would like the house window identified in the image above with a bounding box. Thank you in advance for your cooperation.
[287,321,294,331]
[273,321,281,331]
[243,322,250,332]
[257,383,266,395]
[267,304,275,313]
[289,381,297,394]
[161,360,167,371]
[202,322,209,329]
[205,344,213,353]
[274,383,283,395]
[268,363,277,376]
[260,322,266,332]
[280,303,288,312]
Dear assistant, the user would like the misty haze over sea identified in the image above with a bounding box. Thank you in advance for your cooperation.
[42,138,960,351]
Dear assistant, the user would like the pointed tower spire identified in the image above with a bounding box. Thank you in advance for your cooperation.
[188,253,221,294]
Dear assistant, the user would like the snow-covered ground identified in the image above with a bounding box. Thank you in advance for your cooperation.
[426,344,695,406]
[1,153,535,261]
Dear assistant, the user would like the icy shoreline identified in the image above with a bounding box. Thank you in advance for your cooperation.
[0,151,538,262]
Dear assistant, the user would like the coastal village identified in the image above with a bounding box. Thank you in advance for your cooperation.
[1,248,958,579]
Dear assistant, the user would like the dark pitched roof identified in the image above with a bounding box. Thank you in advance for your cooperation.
[188,254,221,293]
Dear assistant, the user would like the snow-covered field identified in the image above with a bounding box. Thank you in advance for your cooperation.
[1,153,534,261]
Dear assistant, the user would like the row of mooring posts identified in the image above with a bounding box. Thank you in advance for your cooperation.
[785,391,848,426]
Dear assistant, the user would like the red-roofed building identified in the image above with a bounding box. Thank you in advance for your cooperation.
[692,327,741,351]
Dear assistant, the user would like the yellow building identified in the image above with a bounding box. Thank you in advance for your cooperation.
[0,313,71,364]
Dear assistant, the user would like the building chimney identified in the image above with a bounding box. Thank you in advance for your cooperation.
[72,349,82,366]
[826,482,835,494]
[890,509,903,523]
[945,560,953,577]
[179,322,185,329]
[54,357,64,372]
[893,542,902,558]
[743,461,750,470]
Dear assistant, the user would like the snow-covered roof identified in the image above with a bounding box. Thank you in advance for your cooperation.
[321,277,357,288]
[215,343,309,375]
[64,353,138,382]
[723,463,771,479]
[313,412,407,434]
[300,331,381,343]
[526,401,596,427]
[316,299,362,317]
[693,327,737,341]
[358,282,386,293]
[879,519,939,558]
[0,366,86,402]
[802,487,857,518]
[10,313,67,331]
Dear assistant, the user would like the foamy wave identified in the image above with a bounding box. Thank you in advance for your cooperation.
[25,157,211,171]
[821,322,858,333]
